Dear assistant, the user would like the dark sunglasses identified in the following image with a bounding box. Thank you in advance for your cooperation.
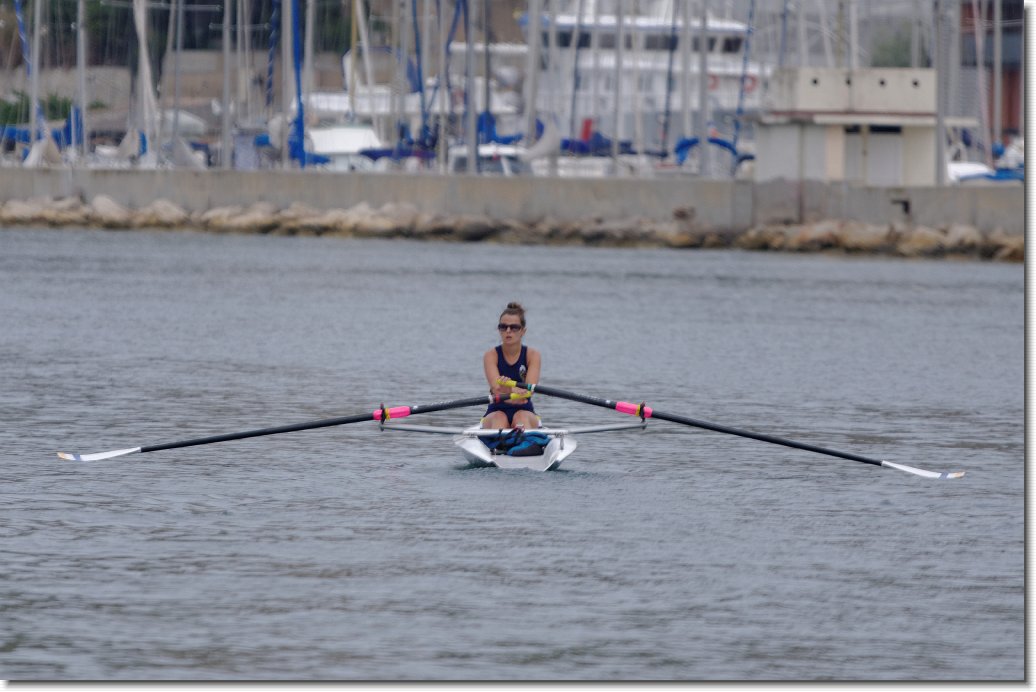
[497,323,524,332]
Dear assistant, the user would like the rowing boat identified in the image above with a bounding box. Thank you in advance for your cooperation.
[380,421,648,471]
[56,387,966,480]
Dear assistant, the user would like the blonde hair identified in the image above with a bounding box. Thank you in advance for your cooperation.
[499,302,526,327]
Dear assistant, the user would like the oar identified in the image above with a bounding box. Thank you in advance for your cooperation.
[57,394,498,462]
[504,380,964,480]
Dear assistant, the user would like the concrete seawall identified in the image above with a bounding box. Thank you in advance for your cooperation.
[0,168,1023,260]
[0,168,753,230]
[759,180,1025,235]
[0,168,1022,233]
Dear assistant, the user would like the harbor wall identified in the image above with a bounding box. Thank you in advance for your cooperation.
[0,168,1023,236]
[752,180,1024,233]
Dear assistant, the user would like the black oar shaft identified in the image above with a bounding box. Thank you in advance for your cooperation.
[649,409,882,466]
[520,382,882,467]
[139,395,493,454]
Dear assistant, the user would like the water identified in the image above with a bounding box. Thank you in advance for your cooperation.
[1,228,1023,681]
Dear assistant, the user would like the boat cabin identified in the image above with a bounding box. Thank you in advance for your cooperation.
[447,144,533,176]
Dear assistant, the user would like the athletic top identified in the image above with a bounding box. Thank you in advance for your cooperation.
[484,345,536,419]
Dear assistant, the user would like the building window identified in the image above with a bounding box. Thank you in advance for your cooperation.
[690,37,718,52]
[644,33,678,50]
[722,36,743,53]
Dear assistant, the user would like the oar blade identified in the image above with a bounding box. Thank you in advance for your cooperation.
[57,447,142,462]
[881,460,966,480]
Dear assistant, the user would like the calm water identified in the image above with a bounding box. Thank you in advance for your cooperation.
[1,228,1023,681]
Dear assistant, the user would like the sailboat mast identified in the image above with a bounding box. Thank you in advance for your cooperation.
[816,0,833,67]
[589,0,601,136]
[395,0,406,145]
[348,0,358,120]
[797,0,807,66]
[631,0,643,158]
[934,0,946,186]
[353,0,379,133]
[422,0,432,112]
[483,0,490,131]
[281,0,292,167]
[524,0,542,148]
[698,0,710,174]
[992,0,1002,147]
[464,0,476,172]
[222,0,232,168]
[77,0,88,159]
[131,0,158,160]
[237,0,245,120]
[659,0,677,154]
[778,0,788,68]
[30,0,42,148]
[567,0,586,139]
[948,0,960,120]
[970,0,991,165]
[848,0,858,70]
[243,0,254,121]
[304,0,315,106]
[611,0,624,168]
[681,0,691,137]
[547,0,558,175]
[173,0,185,150]
[436,0,447,171]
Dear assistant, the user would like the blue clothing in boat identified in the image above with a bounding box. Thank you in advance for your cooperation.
[484,344,536,422]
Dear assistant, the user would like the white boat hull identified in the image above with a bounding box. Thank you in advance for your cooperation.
[454,426,578,472]
[379,420,645,471]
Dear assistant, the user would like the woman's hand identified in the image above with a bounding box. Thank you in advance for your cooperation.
[490,375,511,399]
[508,388,533,406]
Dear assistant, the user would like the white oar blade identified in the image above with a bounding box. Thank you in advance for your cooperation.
[881,460,965,480]
[57,447,142,462]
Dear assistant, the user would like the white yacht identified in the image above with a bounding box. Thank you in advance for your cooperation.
[522,0,766,156]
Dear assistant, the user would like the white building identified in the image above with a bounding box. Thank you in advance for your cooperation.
[753,67,976,186]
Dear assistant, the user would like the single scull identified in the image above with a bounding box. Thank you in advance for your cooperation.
[380,421,647,471]
[56,383,966,479]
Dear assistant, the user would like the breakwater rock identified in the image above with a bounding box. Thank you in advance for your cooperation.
[0,195,1023,262]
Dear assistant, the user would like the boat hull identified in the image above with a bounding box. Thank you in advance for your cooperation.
[454,427,578,472]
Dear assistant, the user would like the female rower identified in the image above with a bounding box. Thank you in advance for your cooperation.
[482,302,541,430]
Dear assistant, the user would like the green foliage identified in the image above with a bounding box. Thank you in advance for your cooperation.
[85,1,137,67]
[42,92,74,119]
[3,0,352,72]
[316,2,353,53]
[0,91,74,125]
[870,25,927,68]
[0,96,30,126]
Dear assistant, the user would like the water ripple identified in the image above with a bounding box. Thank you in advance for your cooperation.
[0,228,1022,681]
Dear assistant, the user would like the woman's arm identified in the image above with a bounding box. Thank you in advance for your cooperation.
[484,349,507,397]
[524,347,541,386]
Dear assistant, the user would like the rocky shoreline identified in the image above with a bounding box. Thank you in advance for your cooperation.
[0,194,1024,262]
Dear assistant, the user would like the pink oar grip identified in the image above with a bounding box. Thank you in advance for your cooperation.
[372,406,411,420]
[615,401,653,418]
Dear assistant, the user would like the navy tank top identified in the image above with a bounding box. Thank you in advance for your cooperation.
[485,345,535,417]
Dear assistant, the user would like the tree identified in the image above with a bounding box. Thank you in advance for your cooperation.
[869,23,927,68]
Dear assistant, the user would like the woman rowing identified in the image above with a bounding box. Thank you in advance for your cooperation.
[482,302,541,430]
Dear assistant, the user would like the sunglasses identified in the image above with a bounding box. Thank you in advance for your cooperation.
[497,323,524,332]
